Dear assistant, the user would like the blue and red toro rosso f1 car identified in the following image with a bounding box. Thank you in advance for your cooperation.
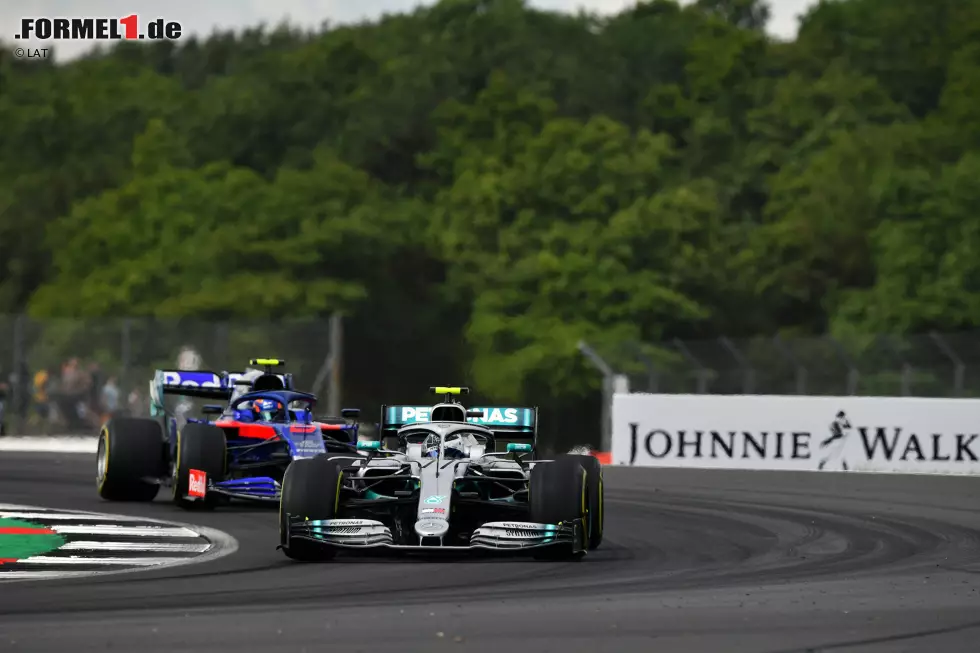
[96,359,361,509]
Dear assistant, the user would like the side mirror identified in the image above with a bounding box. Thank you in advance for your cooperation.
[506,443,532,453]
[233,379,253,387]
[202,405,224,415]
[356,440,381,451]
[465,410,484,419]
[341,408,360,418]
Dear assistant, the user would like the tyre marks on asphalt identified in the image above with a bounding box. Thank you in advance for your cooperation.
[0,504,237,580]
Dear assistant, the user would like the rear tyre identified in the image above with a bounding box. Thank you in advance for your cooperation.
[97,418,164,501]
[529,454,589,560]
[565,454,603,549]
[279,456,345,561]
[171,423,226,510]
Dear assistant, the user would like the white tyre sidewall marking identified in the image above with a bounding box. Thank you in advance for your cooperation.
[0,503,239,583]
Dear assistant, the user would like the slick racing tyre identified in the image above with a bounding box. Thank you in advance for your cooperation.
[566,454,604,549]
[529,454,592,560]
[172,423,226,510]
[279,456,345,561]
[97,418,165,502]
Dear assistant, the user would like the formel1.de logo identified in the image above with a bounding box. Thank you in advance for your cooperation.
[16,15,182,41]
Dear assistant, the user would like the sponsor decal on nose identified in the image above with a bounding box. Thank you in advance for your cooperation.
[415,519,449,538]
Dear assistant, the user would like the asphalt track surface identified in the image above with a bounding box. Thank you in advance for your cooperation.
[1,453,980,652]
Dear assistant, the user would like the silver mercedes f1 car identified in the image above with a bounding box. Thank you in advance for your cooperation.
[278,386,603,561]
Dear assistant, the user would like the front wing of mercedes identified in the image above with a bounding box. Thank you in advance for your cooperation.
[284,517,585,554]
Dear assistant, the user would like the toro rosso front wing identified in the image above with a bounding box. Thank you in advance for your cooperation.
[177,471,282,503]
[284,516,585,554]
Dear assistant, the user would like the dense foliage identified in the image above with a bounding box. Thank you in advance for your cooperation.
[2,0,978,441]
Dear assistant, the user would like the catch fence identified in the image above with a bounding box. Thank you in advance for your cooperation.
[0,314,342,435]
[579,331,980,450]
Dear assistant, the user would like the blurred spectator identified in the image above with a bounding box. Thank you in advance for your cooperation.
[62,358,83,393]
[178,345,202,370]
[33,368,50,421]
[56,358,89,431]
[87,362,102,412]
[127,388,146,416]
[7,359,134,434]
[14,353,218,433]
[101,376,120,422]
[175,345,201,422]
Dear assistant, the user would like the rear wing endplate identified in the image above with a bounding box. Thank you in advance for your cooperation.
[380,405,538,441]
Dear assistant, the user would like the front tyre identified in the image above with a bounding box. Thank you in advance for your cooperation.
[279,456,345,561]
[171,423,226,510]
[565,454,603,549]
[529,454,590,560]
[97,418,165,501]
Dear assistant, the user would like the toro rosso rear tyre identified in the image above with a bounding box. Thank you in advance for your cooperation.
[279,456,344,561]
[97,418,165,501]
[172,423,226,510]
[566,454,604,549]
[529,454,591,560]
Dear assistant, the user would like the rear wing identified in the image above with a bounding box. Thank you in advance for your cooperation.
[149,370,229,417]
[155,370,231,398]
[147,369,291,417]
[380,404,538,441]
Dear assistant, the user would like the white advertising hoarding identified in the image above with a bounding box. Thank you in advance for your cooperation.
[612,393,980,475]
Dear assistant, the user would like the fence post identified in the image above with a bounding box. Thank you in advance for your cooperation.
[673,339,710,393]
[577,340,618,453]
[772,334,807,394]
[719,337,755,394]
[930,331,965,397]
[311,353,333,407]
[630,343,659,392]
[326,313,343,416]
[827,336,859,395]
[885,335,913,396]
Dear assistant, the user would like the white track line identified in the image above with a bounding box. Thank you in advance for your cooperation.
[59,541,211,553]
[51,525,200,537]
[18,556,188,566]
[0,571,96,579]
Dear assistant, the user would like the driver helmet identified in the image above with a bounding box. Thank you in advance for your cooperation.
[424,432,465,458]
[253,398,284,421]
